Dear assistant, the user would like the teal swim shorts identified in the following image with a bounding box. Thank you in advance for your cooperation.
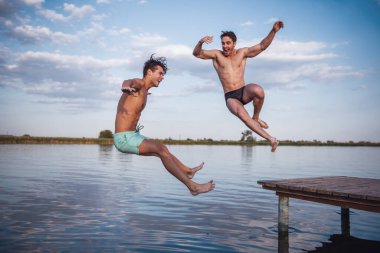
[113,130,150,155]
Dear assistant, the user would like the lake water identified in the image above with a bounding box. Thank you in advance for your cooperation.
[0,144,379,252]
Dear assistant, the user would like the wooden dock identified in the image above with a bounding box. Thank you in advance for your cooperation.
[257,176,380,234]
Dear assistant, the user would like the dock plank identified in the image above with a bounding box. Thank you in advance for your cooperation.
[258,176,380,212]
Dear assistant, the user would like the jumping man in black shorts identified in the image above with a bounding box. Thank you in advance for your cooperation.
[193,21,284,152]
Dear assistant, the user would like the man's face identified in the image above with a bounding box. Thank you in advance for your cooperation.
[151,66,165,87]
[221,36,235,56]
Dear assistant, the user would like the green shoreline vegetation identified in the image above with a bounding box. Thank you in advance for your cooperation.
[0,135,379,147]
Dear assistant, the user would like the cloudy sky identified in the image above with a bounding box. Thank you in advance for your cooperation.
[1,0,379,142]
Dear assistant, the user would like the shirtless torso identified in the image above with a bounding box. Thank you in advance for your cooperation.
[115,78,148,133]
[212,49,247,93]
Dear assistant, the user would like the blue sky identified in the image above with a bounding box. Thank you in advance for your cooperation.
[1,0,379,142]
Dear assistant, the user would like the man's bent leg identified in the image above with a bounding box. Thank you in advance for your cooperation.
[227,99,279,152]
[242,84,269,129]
[156,147,204,178]
[143,146,203,179]
[138,139,215,195]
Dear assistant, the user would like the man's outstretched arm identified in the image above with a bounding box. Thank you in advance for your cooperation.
[121,78,142,96]
[193,36,217,59]
[245,21,284,58]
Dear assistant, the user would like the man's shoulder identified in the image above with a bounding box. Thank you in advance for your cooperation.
[236,47,248,54]
[212,50,224,58]
[124,78,143,83]
[235,48,251,59]
[131,78,143,82]
[131,78,144,86]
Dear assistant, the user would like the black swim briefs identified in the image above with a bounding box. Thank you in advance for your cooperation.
[224,86,248,105]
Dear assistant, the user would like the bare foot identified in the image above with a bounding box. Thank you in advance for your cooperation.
[257,118,269,129]
[271,138,279,152]
[190,180,215,196]
[187,162,204,179]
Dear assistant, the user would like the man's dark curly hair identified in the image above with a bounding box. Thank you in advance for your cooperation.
[220,31,237,42]
[143,54,168,77]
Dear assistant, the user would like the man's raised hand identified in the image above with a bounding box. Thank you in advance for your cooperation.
[273,21,284,33]
[200,36,213,44]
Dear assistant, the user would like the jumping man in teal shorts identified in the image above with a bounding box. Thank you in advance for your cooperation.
[114,55,215,196]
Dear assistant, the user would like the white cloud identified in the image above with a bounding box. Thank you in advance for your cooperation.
[92,14,106,21]
[272,40,327,53]
[37,8,69,22]
[16,51,129,69]
[330,41,349,48]
[156,44,193,58]
[263,51,337,62]
[300,64,366,80]
[63,3,95,19]
[108,27,130,36]
[2,19,13,28]
[0,50,130,108]
[12,25,78,44]
[21,0,44,6]
[282,83,305,91]
[251,63,366,87]
[265,17,278,24]
[78,22,105,38]
[35,3,96,22]
[131,33,168,47]
[238,39,338,62]
[97,0,111,4]
[240,21,254,27]
[186,80,220,93]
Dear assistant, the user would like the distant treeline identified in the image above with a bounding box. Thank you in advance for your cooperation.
[0,135,113,145]
[158,138,380,147]
[1,135,379,147]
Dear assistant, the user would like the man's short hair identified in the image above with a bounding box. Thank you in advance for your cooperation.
[220,31,237,42]
[143,54,168,77]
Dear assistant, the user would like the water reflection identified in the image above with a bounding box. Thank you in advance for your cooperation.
[278,231,289,253]
[307,234,380,253]
[278,232,380,253]
[98,144,113,155]
[241,145,254,163]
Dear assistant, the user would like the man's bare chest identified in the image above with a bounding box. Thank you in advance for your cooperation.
[216,55,245,69]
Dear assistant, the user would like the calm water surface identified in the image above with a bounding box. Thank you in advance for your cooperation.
[0,145,379,252]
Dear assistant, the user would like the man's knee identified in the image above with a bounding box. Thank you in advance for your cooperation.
[246,84,264,99]
[253,85,265,98]
[157,143,170,157]
[140,140,170,157]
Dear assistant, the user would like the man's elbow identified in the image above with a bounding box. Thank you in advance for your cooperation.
[260,43,268,52]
